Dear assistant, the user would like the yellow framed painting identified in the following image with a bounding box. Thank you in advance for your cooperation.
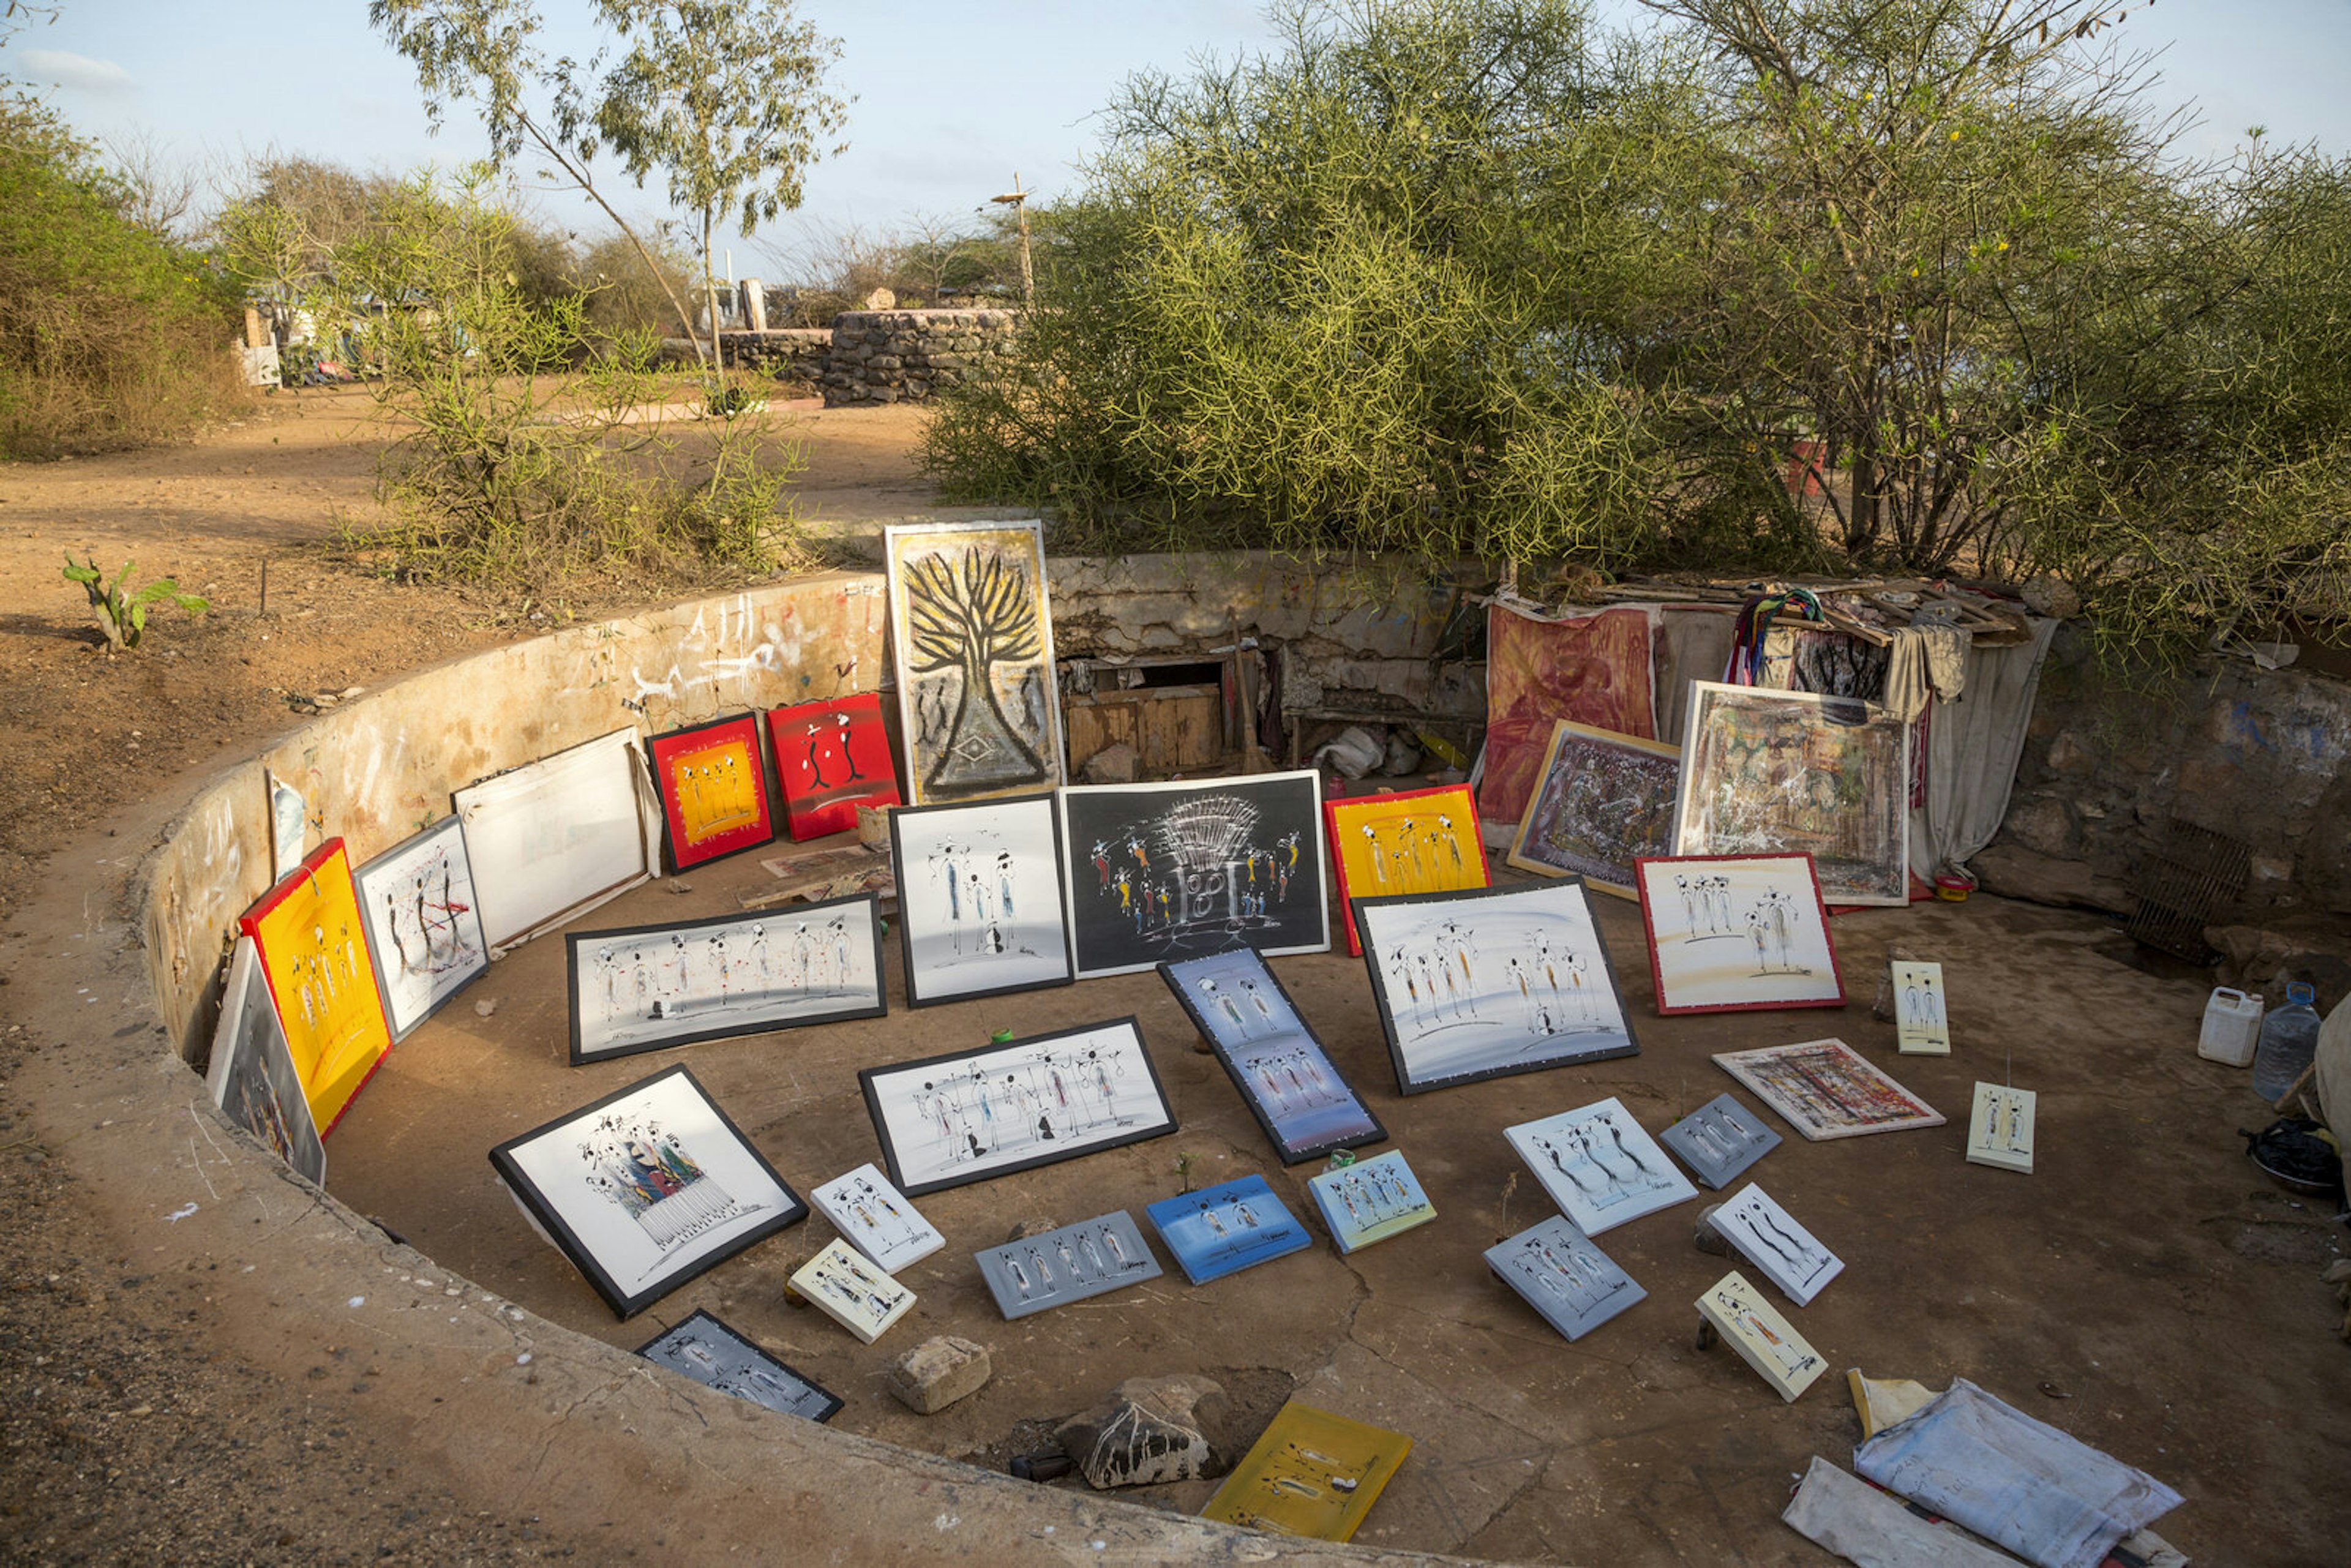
[1324,782,1487,956]
[238,838,396,1136]
[1200,1402,1412,1541]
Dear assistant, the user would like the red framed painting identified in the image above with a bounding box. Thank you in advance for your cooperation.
[1632,852,1845,1015]
[238,837,397,1137]
[767,693,901,841]
[647,712,776,870]
[1323,782,1488,957]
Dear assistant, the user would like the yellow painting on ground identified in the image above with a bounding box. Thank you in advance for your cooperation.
[241,838,394,1135]
[1327,783,1488,956]
[667,733,762,847]
[1199,1401,1412,1541]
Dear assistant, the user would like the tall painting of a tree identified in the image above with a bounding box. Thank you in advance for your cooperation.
[885,520,1063,805]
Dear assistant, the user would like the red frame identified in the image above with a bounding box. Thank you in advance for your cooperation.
[1322,782,1489,957]
[1632,852,1847,1015]
[238,837,396,1137]
[646,711,776,870]
[766,693,901,841]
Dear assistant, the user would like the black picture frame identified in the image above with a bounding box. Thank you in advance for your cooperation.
[644,709,780,874]
[1157,948,1386,1165]
[888,790,1077,1007]
[635,1308,844,1422]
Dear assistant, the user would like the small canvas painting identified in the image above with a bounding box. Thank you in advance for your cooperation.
[1697,1269,1828,1402]
[1146,1174,1311,1285]
[808,1163,943,1274]
[353,816,489,1040]
[454,728,654,948]
[1325,782,1488,956]
[1659,1093,1781,1190]
[1711,1182,1843,1305]
[1714,1039,1944,1142]
[648,711,775,870]
[1635,853,1844,1013]
[975,1212,1162,1319]
[1307,1149,1435,1254]
[1967,1082,2037,1173]
[1354,879,1637,1095]
[790,1238,915,1344]
[1158,949,1384,1165]
[767,692,901,841]
[1892,961,1951,1054]
[636,1310,842,1422]
[206,936,326,1186]
[1505,721,1681,898]
[1199,1402,1414,1542]
[1509,1098,1696,1235]
[1486,1215,1645,1341]
[239,838,397,1136]
[890,792,1074,1006]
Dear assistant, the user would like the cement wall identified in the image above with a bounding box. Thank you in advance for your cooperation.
[820,308,1019,407]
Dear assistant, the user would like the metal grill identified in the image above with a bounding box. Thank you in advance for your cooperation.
[2126,820,2251,963]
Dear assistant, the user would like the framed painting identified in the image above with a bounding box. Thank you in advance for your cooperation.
[1505,721,1681,898]
[808,1162,944,1274]
[858,1017,1178,1197]
[1325,782,1488,956]
[636,1309,842,1422]
[1659,1093,1781,1191]
[1158,948,1384,1165]
[1352,879,1638,1096]
[1144,1174,1311,1286]
[454,727,656,949]
[884,519,1065,807]
[890,791,1074,1007]
[1712,1038,1944,1141]
[1199,1403,1413,1541]
[1892,960,1951,1054]
[487,1063,809,1319]
[1478,601,1657,830]
[1506,1097,1697,1236]
[1697,1269,1828,1402]
[353,816,489,1041]
[975,1212,1162,1319]
[766,692,902,842]
[790,1239,915,1344]
[1673,681,1911,906]
[1486,1216,1645,1342]
[646,712,775,871]
[238,838,396,1137]
[1059,770,1328,980]
[1307,1149,1435,1254]
[566,891,887,1065]
[1634,853,1845,1014]
[1967,1082,2037,1173]
[1711,1182,1843,1305]
[205,936,326,1186]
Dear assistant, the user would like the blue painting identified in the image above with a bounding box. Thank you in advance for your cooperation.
[1158,949,1385,1165]
[1144,1174,1311,1285]
[1307,1149,1437,1255]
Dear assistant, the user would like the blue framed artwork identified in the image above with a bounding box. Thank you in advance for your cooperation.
[1144,1174,1312,1285]
[1158,949,1385,1165]
[1307,1149,1436,1255]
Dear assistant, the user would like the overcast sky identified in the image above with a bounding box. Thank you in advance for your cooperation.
[12,0,2347,276]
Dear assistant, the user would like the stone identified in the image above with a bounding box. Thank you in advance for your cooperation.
[1080,742,1139,784]
[860,287,896,310]
[2045,731,2097,778]
[1967,844,2133,915]
[885,1335,992,1415]
[1693,1202,1730,1255]
[1056,1375,1229,1490]
[1005,1217,1060,1244]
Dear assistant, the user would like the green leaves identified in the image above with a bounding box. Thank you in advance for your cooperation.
[61,553,207,651]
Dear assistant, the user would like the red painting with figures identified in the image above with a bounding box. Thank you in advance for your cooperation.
[767,693,902,841]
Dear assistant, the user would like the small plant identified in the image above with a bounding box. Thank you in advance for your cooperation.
[62,553,208,651]
[1175,1151,1194,1195]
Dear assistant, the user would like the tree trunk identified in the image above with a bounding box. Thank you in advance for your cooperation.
[926,647,1044,792]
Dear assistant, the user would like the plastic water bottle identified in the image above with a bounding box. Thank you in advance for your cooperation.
[2251,983,2323,1103]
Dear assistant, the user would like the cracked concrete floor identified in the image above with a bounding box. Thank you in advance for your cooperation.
[323,846,2351,1566]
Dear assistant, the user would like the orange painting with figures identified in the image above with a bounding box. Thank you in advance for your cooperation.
[647,712,776,869]
[1324,783,1489,956]
[238,838,396,1136]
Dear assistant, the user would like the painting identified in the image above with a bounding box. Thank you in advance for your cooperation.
[1967,1082,2037,1174]
[1307,1149,1435,1253]
[1478,602,1656,830]
[487,1064,808,1319]
[454,727,655,948]
[1353,879,1637,1095]
[566,891,887,1065]
[1486,1215,1645,1342]
[1325,783,1487,957]
[1711,1182,1843,1305]
[1505,721,1681,898]
[205,936,325,1186]
[1146,1174,1311,1286]
[1697,1269,1828,1402]
[808,1163,944,1274]
[636,1310,842,1422]
[353,816,489,1041]
[238,838,396,1137]
[1507,1097,1697,1236]
[1673,681,1911,906]
[767,692,901,841]
[1158,949,1384,1165]
[1891,960,1951,1054]
[1059,770,1327,980]
[974,1212,1162,1319]
[790,1238,916,1344]
[1199,1402,1412,1541]
[1713,1039,1944,1141]
[885,519,1063,807]
[1635,853,1845,1014]
[1659,1093,1781,1190]
[859,1018,1177,1197]
[890,792,1074,1006]
[647,711,776,870]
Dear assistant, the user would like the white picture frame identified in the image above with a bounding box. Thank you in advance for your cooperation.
[454,728,658,950]
[353,815,489,1040]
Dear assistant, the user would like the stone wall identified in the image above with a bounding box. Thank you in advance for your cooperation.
[718,328,831,383]
[820,308,1018,407]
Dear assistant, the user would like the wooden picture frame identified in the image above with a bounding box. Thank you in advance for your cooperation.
[1325,782,1488,956]
[1505,721,1681,898]
[238,838,397,1137]
[1634,853,1845,1014]
[766,692,901,842]
[1712,1038,1944,1141]
[353,815,489,1041]
[1158,948,1385,1165]
[890,791,1074,1007]
[454,727,657,949]
[647,711,777,871]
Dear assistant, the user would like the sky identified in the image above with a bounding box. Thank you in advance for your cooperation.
[10,0,2349,278]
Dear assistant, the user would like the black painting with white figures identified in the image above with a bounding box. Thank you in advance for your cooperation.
[354,816,489,1040]
[636,1310,842,1422]
[1712,1182,1843,1305]
[1507,1095,1698,1236]
[566,891,887,1065]
[1636,853,1844,1013]
[1485,1215,1647,1341]
[1060,771,1329,979]
[1659,1092,1782,1190]
[858,1018,1178,1196]
[975,1211,1163,1320]
[891,792,1073,1005]
[1352,879,1637,1095]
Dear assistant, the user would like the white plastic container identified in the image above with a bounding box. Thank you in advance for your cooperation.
[2197,987,2263,1067]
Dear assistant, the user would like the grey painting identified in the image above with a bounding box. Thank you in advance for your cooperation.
[890,792,1073,1006]
[975,1211,1161,1319]
[206,936,325,1186]
[1659,1093,1782,1190]
[1486,1215,1646,1341]
[636,1309,842,1422]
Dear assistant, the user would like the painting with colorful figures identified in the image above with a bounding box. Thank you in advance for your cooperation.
[973,1211,1163,1320]
[1696,1269,1828,1401]
[454,727,655,948]
[1352,879,1637,1095]
[1158,948,1384,1165]
[1966,1082,2036,1173]
[1325,782,1488,956]
[808,1162,944,1274]
[1485,1215,1646,1341]
[647,711,776,870]
[1711,1182,1843,1305]
[1713,1039,1944,1142]
[765,691,901,841]
[1059,770,1328,980]
[1507,1098,1697,1236]
[238,838,397,1137]
[566,892,887,1065]
[890,791,1074,1007]
[1635,853,1845,1014]
[1891,960,1952,1054]
[1145,1174,1312,1285]
[353,816,489,1041]
[635,1310,842,1422]
[1198,1401,1414,1542]
[790,1238,916,1343]
[1307,1149,1436,1254]
[1505,721,1682,898]
[1658,1093,1782,1190]
[205,936,326,1186]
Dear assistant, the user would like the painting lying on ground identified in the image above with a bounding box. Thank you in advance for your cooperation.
[790,1239,915,1344]
[206,936,326,1185]
[974,1211,1162,1319]
[1325,782,1488,956]
[808,1162,945,1274]
[890,791,1073,1006]
[1486,1215,1645,1342]
[1659,1092,1781,1190]
[1060,770,1328,979]
[1507,1096,1697,1236]
[239,838,396,1136]
[1697,1269,1827,1402]
[1146,1173,1311,1286]
[1505,721,1681,898]
[1673,681,1911,906]
[767,692,902,841]
[885,519,1064,807]
[1158,948,1384,1165]
[1711,1182,1843,1305]
[647,712,776,871]
[1713,1038,1944,1141]
[1353,879,1637,1095]
[636,1309,842,1422]
[1891,960,1951,1054]
[354,816,489,1041]
[1477,602,1657,830]
[859,1017,1177,1196]
[1308,1149,1436,1254]
[454,727,654,948]
[1199,1401,1414,1542]
[1635,853,1844,1014]
[489,1064,807,1319]
[1967,1081,2036,1173]
[566,891,887,1065]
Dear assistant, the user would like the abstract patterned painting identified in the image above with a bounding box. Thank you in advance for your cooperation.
[1505,721,1681,898]
[1478,602,1656,829]
[1712,1039,1944,1141]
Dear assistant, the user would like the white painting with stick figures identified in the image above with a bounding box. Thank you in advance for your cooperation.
[890,792,1073,1005]
[354,816,489,1040]
[1710,1181,1843,1305]
[1891,960,1951,1054]
[1635,853,1845,1013]
[1507,1096,1698,1236]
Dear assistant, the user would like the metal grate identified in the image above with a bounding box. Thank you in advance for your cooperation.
[2126,820,2252,963]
